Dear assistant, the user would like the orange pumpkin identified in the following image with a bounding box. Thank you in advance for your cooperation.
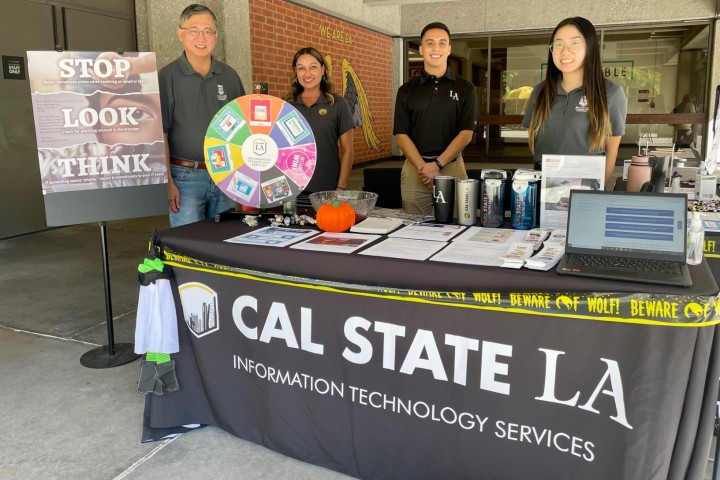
[316,201,355,232]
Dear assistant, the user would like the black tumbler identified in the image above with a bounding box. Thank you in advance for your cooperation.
[433,175,455,223]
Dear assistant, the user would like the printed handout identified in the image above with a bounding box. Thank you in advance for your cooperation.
[224,226,318,247]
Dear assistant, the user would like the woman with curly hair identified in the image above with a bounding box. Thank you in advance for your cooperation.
[283,47,354,193]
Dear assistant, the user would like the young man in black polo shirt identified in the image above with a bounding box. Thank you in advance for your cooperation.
[393,22,478,215]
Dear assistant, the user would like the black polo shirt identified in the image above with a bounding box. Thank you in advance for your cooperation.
[158,53,245,162]
[393,69,478,157]
[289,93,354,193]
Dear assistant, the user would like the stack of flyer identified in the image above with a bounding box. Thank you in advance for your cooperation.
[524,229,566,271]
[500,242,535,269]
[350,216,404,234]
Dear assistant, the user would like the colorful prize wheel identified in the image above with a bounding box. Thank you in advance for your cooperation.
[203,94,316,209]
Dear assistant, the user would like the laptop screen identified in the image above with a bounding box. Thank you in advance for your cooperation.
[565,190,688,259]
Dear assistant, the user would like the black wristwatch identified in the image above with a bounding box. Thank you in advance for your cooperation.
[433,159,444,170]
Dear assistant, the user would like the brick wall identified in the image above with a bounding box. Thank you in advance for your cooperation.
[250,0,393,165]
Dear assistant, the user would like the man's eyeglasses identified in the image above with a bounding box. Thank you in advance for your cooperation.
[180,27,217,38]
[549,39,584,54]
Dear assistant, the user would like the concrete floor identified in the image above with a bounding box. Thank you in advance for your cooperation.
[0,160,716,480]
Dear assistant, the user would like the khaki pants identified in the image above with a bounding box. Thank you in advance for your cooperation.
[401,154,468,215]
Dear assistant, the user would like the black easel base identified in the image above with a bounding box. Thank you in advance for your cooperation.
[80,343,140,369]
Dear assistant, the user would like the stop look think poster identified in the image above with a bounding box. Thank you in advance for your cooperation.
[27,51,167,225]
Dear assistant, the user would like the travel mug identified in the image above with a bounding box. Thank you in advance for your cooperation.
[456,179,479,226]
[626,155,652,192]
[481,169,507,227]
[433,175,455,223]
[510,169,541,230]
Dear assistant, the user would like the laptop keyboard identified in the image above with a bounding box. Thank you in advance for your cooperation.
[567,254,684,276]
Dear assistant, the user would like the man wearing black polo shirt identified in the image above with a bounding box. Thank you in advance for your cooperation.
[393,22,478,215]
[159,4,246,227]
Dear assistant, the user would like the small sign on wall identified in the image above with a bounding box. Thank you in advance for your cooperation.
[3,55,25,80]
[540,60,634,81]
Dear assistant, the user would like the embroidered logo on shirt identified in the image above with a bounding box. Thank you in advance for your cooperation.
[449,90,459,101]
[576,95,589,112]
[319,108,328,115]
[217,84,228,101]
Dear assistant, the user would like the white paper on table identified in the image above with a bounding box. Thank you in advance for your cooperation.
[388,223,466,242]
[501,242,535,262]
[522,228,551,249]
[701,220,720,232]
[350,217,404,234]
[540,154,605,229]
[545,229,567,244]
[430,241,506,266]
[358,237,448,261]
[224,226,318,247]
[452,227,526,246]
[701,212,720,221]
[290,232,381,253]
[525,244,565,271]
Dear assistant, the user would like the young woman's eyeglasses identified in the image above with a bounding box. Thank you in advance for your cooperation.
[180,27,217,38]
[549,39,584,54]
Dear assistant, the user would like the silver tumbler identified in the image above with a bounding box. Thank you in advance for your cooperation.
[456,179,479,226]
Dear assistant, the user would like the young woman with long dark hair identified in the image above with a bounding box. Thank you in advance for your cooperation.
[522,17,627,185]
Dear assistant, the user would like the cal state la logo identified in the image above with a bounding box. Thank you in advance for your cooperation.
[253,138,267,155]
[178,282,220,338]
[576,95,589,112]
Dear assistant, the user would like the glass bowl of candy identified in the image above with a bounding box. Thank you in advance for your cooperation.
[308,190,379,223]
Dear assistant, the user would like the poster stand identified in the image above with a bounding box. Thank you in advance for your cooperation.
[79,221,140,368]
[26,49,166,368]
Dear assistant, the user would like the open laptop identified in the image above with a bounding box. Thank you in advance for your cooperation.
[556,190,692,287]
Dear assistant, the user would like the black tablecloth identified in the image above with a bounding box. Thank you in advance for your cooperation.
[141,219,720,480]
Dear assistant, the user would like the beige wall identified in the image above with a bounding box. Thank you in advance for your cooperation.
[291,0,401,35]
[399,0,718,35]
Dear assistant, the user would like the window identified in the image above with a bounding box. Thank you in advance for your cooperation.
[404,22,711,162]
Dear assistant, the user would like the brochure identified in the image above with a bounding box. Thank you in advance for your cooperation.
[521,228,551,249]
[224,226,318,247]
[430,241,507,267]
[500,242,535,269]
[389,223,465,242]
[358,237,448,261]
[290,232,381,253]
[350,217,404,234]
[545,229,567,244]
[525,244,566,271]
[452,227,525,246]
[540,154,605,229]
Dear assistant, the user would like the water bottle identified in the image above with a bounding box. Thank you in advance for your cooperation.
[687,211,705,265]
[480,169,507,227]
[510,169,541,230]
[626,155,652,192]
